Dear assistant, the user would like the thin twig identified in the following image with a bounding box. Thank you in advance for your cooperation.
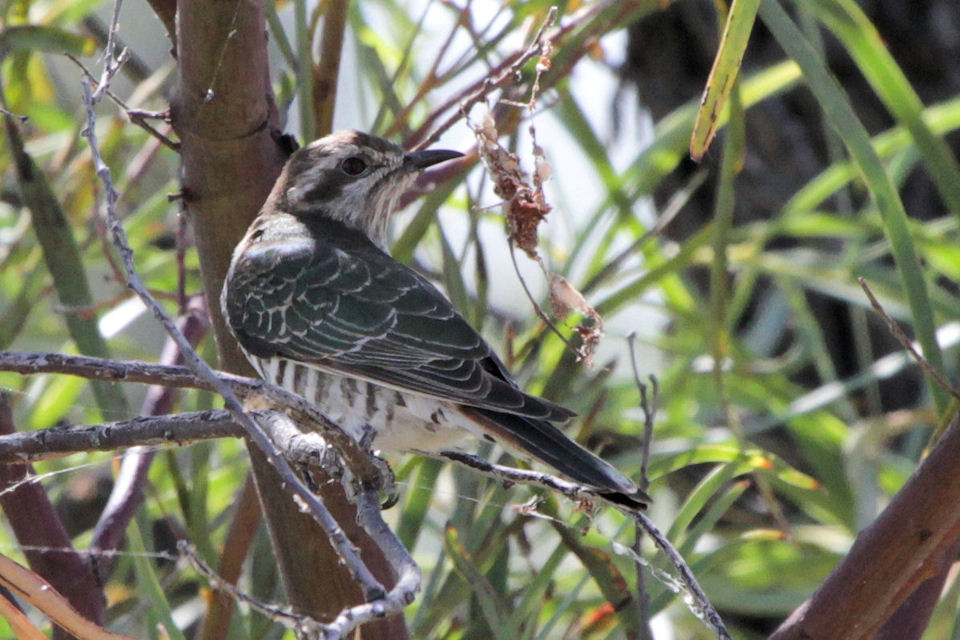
[858,278,960,402]
[127,110,180,151]
[328,489,421,636]
[626,334,657,488]
[436,448,731,639]
[407,0,647,151]
[377,1,465,137]
[626,334,657,640]
[435,449,622,505]
[93,299,205,576]
[0,345,729,638]
[66,53,181,151]
[621,510,732,640]
[183,490,421,640]
[92,0,125,102]
[507,239,581,355]
[180,542,331,634]
[0,107,27,122]
[408,5,560,150]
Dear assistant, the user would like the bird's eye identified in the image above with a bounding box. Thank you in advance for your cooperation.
[340,156,368,176]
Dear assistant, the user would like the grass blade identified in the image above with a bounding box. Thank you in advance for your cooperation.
[759,0,948,413]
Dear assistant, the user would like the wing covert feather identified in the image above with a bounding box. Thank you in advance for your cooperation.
[224,218,574,421]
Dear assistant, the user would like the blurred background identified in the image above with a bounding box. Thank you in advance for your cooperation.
[1,0,960,638]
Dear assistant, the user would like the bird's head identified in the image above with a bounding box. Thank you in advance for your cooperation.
[270,130,462,247]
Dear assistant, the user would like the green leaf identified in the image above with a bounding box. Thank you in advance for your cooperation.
[128,515,187,640]
[443,524,518,638]
[3,111,129,420]
[0,25,95,59]
[396,458,443,549]
[760,0,948,413]
[803,0,960,219]
[690,0,761,160]
[550,519,643,634]
[29,373,83,429]
[438,224,470,315]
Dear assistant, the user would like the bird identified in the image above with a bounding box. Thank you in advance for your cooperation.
[221,130,650,508]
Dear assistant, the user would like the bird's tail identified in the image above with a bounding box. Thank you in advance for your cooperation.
[460,407,651,508]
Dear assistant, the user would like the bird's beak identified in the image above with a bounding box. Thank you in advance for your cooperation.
[403,148,463,171]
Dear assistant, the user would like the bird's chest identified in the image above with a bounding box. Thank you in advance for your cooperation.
[250,356,470,453]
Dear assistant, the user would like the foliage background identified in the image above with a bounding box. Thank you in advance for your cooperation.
[1,0,959,638]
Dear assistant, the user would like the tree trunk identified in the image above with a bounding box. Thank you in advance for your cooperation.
[170,1,407,636]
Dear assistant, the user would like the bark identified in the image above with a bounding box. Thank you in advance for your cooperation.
[770,412,960,640]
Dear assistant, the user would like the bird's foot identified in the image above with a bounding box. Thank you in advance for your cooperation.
[354,424,397,508]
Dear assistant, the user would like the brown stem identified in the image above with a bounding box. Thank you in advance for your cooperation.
[0,394,106,636]
[0,348,384,495]
[770,412,960,640]
[873,539,960,640]
[199,475,262,640]
[313,0,348,136]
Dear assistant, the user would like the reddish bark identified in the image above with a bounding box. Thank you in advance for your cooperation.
[771,413,960,640]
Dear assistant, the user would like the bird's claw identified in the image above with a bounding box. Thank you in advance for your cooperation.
[372,454,397,508]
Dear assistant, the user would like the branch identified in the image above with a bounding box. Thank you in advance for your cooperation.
[0,351,730,638]
[858,277,960,401]
[182,486,420,640]
[435,450,731,640]
[771,412,960,640]
[0,349,380,480]
[437,450,614,504]
[170,1,410,628]
[0,409,343,489]
[0,347,420,636]
[0,410,239,464]
[406,6,558,151]
[64,54,180,151]
[405,0,652,151]
[0,400,421,639]
[180,542,329,634]
[328,489,420,634]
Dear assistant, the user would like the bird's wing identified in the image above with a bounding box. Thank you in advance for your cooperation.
[224,219,574,422]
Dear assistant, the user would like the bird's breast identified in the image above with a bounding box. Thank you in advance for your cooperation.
[249,355,471,453]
